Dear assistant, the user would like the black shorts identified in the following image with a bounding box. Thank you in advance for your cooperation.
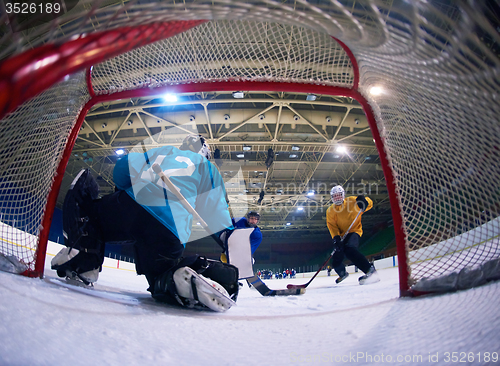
[94,190,184,278]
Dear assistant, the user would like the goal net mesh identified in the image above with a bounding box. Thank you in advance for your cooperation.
[0,0,498,292]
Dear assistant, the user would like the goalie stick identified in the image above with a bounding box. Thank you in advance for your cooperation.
[151,163,303,297]
[286,208,364,290]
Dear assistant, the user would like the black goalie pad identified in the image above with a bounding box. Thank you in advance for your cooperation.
[152,255,239,308]
[62,169,102,254]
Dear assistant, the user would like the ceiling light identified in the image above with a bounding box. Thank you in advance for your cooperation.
[336,145,347,154]
[289,154,298,158]
[115,149,125,155]
[236,153,245,158]
[291,146,300,151]
[232,91,244,99]
[306,94,316,101]
[286,222,291,226]
[163,93,178,102]
[369,86,383,96]
[297,207,304,211]
[307,191,315,196]
[243,146,251,151]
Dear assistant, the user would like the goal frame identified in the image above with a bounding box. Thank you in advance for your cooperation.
[2,22,409,296]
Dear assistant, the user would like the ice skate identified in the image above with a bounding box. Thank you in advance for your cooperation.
[51,247,100,286]
[335,272,349,284]
[358,265,380,285]
[62,269,99,287]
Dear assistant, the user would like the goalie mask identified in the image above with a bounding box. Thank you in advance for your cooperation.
[180,134,211,159]
[330,185,345,205]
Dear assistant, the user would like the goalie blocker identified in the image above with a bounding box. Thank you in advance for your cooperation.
[220,228,255,279]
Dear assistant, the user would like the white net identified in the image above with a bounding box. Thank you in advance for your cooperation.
[91,21,354,93]
[351,2,500,287]
[0,72,89,272]
[0,1,499,290]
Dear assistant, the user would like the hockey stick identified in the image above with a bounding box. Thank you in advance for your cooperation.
[151,163,226,251]
[152,164,303,297]
[287,208,364,290]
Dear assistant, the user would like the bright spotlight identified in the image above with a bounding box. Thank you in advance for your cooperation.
[163,93,178,102]
[369,86,383,96]
[115,149,125,155]
[336,145,347,154]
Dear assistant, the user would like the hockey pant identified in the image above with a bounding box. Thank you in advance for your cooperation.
[93,190,184,290]
[331,233,371,276]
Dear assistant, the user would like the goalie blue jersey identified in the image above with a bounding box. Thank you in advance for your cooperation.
[113,145,232,245]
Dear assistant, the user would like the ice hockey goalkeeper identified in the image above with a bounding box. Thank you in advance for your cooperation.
[51,134,239,312]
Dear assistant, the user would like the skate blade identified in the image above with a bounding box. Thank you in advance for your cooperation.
[359,272,380,285]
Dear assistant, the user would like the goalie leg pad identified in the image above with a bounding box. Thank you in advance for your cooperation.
[152,255,239,311]
[173,267,235,312]
[51,247,101,285]
[63,169,102,254]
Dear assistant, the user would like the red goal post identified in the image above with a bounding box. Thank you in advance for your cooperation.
[0,1,498,297]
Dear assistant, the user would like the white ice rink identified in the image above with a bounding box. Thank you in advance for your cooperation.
[0,240,499,366]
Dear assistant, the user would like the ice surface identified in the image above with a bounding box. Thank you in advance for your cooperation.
[0,250,499,365]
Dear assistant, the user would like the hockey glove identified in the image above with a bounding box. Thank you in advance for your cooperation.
[332,235,342,249]
[356,195,368,211]
[220,252,228,263]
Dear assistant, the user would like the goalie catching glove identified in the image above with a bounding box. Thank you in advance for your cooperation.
[151,255,239,312]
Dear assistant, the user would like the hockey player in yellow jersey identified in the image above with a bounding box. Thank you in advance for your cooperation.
[326,185,379,285]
